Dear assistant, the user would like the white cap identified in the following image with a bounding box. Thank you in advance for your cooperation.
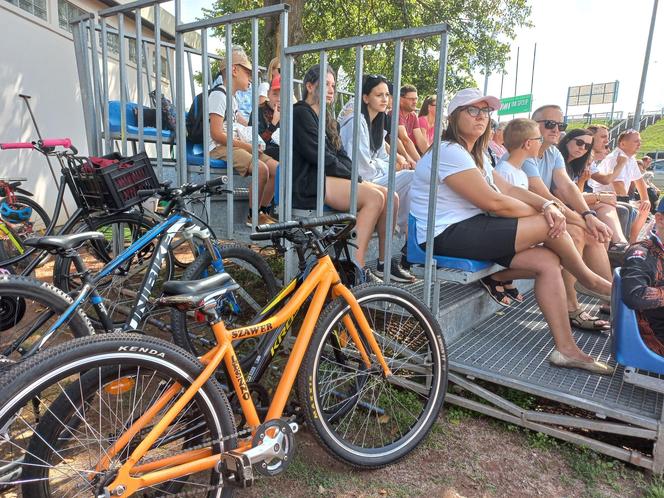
[447,88,501,116]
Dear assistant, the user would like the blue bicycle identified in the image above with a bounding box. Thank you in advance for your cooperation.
[0,178,278,363]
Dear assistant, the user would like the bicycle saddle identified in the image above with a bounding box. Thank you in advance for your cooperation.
[157,272,239,311]
[23,232,106,251]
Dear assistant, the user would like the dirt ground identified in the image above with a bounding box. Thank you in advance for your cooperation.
[243,410,656,498]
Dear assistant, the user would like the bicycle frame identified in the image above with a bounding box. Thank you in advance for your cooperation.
[102,254,392,495]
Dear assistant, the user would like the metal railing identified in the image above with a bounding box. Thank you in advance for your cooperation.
[609,109,663,149]
[283,24,449,295]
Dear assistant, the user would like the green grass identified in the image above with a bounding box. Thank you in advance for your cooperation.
[640,118,664,153]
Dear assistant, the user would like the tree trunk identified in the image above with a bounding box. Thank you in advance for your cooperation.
[264,0,305,61]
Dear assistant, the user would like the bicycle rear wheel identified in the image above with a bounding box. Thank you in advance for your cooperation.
[0,333,237,497]
[52,212,173,332]
[0,195,51,269]
[170,244,278,357]
[297,283,448,468]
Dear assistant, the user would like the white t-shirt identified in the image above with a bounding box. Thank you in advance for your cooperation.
[589,149,642,193]
[208,87,238,152]
[258,81,269,98]
[410,142,495,245]
[495,159,528,189]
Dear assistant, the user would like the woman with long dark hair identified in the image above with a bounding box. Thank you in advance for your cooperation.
[409,88,613,374]
[291,65,408,281]
[558,129,628,251]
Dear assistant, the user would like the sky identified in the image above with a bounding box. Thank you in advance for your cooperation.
[171,0,664,117]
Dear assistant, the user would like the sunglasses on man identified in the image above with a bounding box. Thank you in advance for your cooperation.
[537,120,568,131]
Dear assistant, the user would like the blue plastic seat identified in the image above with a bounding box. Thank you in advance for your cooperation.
[612,269,664,375]
[108,101,173,140]
[406,214,494,272]
[185,142,227,170]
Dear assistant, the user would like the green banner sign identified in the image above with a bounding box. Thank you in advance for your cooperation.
[498,94,533,116]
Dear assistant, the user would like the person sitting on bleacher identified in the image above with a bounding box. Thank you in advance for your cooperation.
[621,199,664,356]
[409,88,613,374]
[209,46,278,226]
[249,74,281,162]
[338,74,415,278]
[291,64,414,282]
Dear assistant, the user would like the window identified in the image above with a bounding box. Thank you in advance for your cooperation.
[128,38,137,63]
[98,31,120,55]
[6,0,47,20]
[58,0,87,33]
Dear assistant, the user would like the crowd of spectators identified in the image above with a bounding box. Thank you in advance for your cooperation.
[199,49,660,373]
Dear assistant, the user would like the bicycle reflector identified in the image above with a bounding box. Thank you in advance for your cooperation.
[0,201,32,223]
[103,377,136,395]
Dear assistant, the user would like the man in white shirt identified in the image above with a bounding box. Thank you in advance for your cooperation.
[209,46,278,226]
[592,130,650,242]
[517,104,614,330]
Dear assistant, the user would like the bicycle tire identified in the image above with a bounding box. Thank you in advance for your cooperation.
[52,212,173,331]
[0,333,236,497]
[0,195,51,270]
[296,283,448,468]
[0,275,94,361]
[170,244,278,358]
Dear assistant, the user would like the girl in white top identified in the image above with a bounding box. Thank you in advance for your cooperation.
[409,88,613,374]
[339,75,415,234]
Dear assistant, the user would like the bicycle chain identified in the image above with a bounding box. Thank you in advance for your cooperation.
[108,426,254,498]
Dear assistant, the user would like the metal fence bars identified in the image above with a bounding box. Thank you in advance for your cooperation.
[175,4,289,239]
[283,25,449,290]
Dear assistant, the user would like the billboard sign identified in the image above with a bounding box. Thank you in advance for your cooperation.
[566,81,619,107]
[498,94,533,116]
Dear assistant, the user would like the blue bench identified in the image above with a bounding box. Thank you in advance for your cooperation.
[185,143,227,171]
[406,214,503,282]
[612,270,664,388]
[108,101,173,141]
[406,214,504,315]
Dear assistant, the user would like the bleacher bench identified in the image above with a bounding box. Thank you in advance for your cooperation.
[612,269,664,393]
[407,214,504,314]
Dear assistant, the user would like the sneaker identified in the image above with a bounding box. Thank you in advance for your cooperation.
[360,266,381,284]
[375,258,416,283]
[246,212,277,227]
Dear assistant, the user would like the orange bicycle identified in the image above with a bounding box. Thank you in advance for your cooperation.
[0,214,448,497]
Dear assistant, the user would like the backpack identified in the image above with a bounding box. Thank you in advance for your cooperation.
[147,91,177,132]
[186,85,226,144]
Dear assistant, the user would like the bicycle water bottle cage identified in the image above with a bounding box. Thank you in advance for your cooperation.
[0,201,32,223]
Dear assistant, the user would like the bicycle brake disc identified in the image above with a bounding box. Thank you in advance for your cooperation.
[0,295,26,331]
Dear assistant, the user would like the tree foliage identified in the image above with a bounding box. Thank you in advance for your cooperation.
[202,0,532,98]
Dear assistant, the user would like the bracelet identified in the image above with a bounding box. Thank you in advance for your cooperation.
[541,200,556,213]
[581,209,598,219]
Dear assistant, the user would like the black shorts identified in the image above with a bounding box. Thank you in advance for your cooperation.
[421,214,518,268]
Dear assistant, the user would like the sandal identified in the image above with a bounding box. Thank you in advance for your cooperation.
[608,242,629,253]
[501,280,524,303]
[480,277,512,307]
[569,309,610,331]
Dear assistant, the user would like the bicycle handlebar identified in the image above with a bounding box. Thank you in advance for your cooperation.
[0,142,34,150]
[137,176,228,200]
[39,138,72,149]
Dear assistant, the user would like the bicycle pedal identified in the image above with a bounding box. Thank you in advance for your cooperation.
[218,450,254,488]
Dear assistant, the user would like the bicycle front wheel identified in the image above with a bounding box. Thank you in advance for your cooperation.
[0,333,237,497]
[0,275,93,362]
[297,283,448,468]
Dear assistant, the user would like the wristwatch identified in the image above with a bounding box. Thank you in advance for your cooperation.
[581,210,598,219]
